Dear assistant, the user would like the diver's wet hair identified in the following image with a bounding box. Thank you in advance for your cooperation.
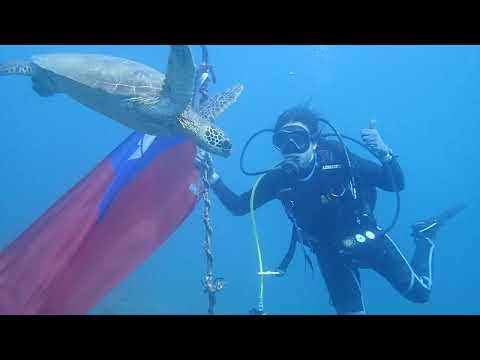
[274,104,325,139]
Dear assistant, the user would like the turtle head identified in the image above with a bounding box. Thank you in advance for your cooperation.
[198,124,232,158]
[177,106,232,158]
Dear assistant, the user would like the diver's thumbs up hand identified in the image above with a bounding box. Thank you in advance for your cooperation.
[361,119,379,144]
[361,119,393,163]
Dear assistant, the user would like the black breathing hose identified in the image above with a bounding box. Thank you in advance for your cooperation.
[240,129,279,176]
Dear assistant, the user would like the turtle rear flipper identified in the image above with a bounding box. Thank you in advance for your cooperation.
[32,75,58,97]
[164,45,195,114]
[198,84,244,123]
[1,61,57,96]
[0,61,34,76]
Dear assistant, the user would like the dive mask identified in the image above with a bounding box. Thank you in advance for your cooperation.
[272,125,312,155]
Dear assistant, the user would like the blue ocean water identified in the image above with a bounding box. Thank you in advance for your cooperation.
[0,45,478,315]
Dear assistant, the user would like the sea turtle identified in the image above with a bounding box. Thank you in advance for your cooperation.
[0,45,243,157]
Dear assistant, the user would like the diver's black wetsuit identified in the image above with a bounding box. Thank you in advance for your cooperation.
[212,140,435,314]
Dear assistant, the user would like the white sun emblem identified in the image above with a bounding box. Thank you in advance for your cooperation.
[128,134,157,160]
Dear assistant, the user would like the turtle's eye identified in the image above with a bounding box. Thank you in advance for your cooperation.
[222,139,232,150]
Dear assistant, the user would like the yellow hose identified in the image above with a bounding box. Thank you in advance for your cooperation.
[250,174,279,312]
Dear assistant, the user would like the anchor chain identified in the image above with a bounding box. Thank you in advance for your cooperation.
[199,164,224,315]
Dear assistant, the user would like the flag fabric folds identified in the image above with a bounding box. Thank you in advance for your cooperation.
[0,132,201,314]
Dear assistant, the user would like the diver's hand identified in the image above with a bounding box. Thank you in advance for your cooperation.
[194,149,220,184]
[361,120,393,163]
[275,268,286,277]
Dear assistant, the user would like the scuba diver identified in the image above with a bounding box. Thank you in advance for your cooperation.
[195,104,467,315]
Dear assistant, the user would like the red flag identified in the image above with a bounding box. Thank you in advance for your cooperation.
[0,133,201,314]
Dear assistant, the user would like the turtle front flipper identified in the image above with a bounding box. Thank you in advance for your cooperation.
[0,61,35,76]
[177,84,244,157]
[198,84,244,124]
[164,45,196,114]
